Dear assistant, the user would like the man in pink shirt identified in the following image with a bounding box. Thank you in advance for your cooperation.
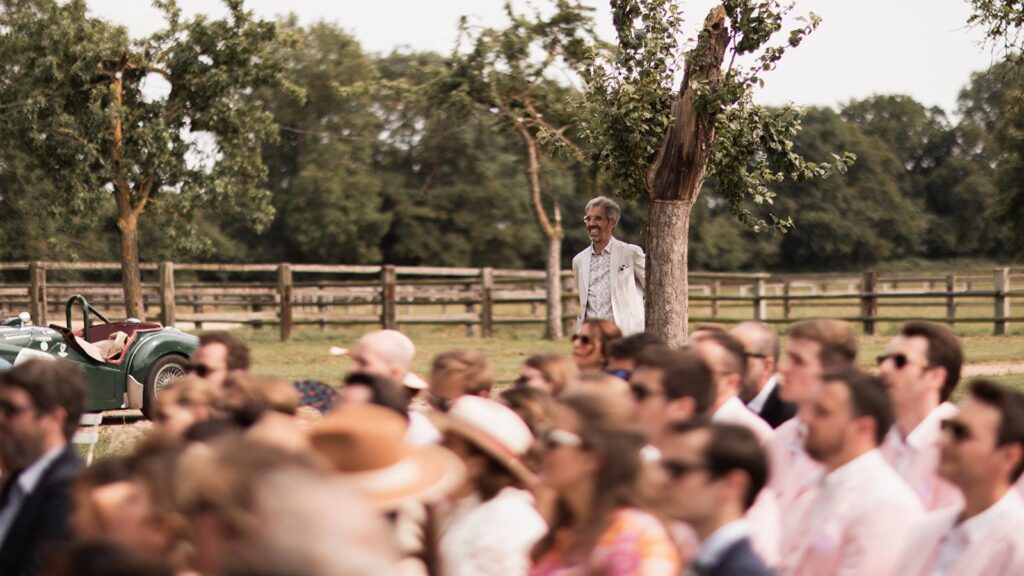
[878,321,964,510]
[692,330,773,444]
[779,368,923,576]
[766,319,857,510]
[895,379,1024,576]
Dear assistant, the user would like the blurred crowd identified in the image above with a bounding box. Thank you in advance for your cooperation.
[1,317,1024,576]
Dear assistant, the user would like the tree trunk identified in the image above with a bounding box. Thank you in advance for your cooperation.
[545,235,564,339]
[646,200,692,347]
[643,6,728,347]
[117,213,144,319]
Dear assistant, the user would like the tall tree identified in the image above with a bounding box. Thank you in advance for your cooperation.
[576,0,853,346]
[0,0,289,317]
[432,1,596,339]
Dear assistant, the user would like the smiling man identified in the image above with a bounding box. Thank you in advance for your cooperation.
[571,196,646,336]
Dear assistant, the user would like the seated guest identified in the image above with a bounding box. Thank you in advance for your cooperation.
[766,319,857,510]
[878,321,963,510]
[190,331,251,391]
[152,375,221,437]
[0,359,86,576]
[730,321,794,428]
[427,350,496,412]
[779,368,922,576]
[432,396,547,576]
[895,379,1024,576]
[629,346,715,447]
[659,422,774,576]
[529,388,679,576]
[570,319,621,372]
[692,330,773,444]
[605,332,663,380]
[516,355,579,397]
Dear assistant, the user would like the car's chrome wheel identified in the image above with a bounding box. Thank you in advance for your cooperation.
[152,362,187,397]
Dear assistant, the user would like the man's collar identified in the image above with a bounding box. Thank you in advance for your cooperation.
[747,374,780,413]
[591,237,616,255]
[17,444,66,496]
[694,519,750,570]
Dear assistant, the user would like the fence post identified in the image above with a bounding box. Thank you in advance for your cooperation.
[159,261,176,327]
[994,267,1010,335]
[480,268,494,338]
[28,261,47,326]
[861,271,878,336]
[381,265,397,331]
[783,281,792,320]
[278,264,293,341]
[753,278,767,321]
[562,275,577,336]
[711,280,721,319]
[945,274,956,328]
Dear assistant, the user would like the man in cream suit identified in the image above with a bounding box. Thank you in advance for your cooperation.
[894,379,1024,576]
[571,196,646,336]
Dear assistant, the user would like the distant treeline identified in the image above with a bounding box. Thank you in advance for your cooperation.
[1,19,1020,272]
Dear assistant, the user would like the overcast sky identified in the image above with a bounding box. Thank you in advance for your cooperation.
[87,0,997,115]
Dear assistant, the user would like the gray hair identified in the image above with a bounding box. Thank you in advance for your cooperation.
[585,196,621,222]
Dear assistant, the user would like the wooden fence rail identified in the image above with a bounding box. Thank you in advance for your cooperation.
[0,261,1020,340]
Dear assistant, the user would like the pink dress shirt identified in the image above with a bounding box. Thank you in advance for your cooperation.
[766,418,823,510]
[712,396,773,445]
[894,488,1024,576]
[880,402,962,511]
[778,449,924,576]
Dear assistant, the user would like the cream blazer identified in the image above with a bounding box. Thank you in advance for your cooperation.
[571,237,646,336]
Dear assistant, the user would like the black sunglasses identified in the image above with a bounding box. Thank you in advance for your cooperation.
[187,363,216,378]
[629,383,664,402]
[876,353,912,369]
[571,334,593,346]
[0,399,31,418]
[744,351,768,359]
[940,419,972,443]
[661,459,708,481]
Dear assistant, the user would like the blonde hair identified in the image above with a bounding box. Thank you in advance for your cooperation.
[430,350,495,396]
[158,375,220,409]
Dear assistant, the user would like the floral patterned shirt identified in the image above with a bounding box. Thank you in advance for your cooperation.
[585,244,613,321]
[529,508,680,576]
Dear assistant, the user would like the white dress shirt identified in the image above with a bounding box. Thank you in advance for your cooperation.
[929,490,1018,576]
[747,375,780,414]
[693,520,751,571]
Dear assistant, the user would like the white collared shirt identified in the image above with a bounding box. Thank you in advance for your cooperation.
[0,445,65,545]
[929,489,1019,576]
[694,519,751,570]
[883,402,958,479]
[747,375,780,414]
[807,450,881,532]
[585,241,613,321]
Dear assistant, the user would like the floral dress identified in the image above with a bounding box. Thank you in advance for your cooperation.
[529,507,680,576]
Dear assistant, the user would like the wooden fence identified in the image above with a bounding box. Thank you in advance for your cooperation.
[0,261,1021,340]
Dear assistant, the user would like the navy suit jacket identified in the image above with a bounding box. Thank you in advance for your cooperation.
[0,446,83,576]
[703,537,775,576]
[758,384,796,429]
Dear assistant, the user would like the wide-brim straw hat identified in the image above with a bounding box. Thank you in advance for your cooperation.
[309,404,465,510]
[429,395,538,487]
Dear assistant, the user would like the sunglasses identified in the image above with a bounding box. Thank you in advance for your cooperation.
[0,399,32,418]
[427,393,453,413]
[661,459,709,481]
[744,351,768,359]
[875,353,930,370]
[544,428,585,451]
[608,369,632,380]
[629,382,664,402]
[571,334,593,346]
[940,419,973,443]
[187,363,219,378]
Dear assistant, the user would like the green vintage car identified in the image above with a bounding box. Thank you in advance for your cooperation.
[0,295,198,418]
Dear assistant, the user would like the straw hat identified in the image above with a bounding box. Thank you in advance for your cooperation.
[309,404,465,510]
[430,395,538,486]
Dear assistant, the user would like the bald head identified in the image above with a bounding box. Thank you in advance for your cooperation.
[730,321,779,363]
[349,330,416,384]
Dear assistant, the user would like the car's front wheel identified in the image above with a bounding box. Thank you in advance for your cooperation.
[142,354,188,419]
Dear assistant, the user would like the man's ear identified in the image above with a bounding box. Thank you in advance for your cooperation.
[926,366,948,395]
[999,443,1024,482]
[667,397,696,422]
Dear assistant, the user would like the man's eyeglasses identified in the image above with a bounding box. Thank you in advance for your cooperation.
[744,351,768,359]
[571,334,593,346]
[940,419,973,443]
[0,399,32,418]
[543,428,586,451]
[661,459,708,481]
[876,353,930,370]
[582,216,609,224]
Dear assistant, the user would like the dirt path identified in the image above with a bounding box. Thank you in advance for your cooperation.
[962,362,1024,377]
